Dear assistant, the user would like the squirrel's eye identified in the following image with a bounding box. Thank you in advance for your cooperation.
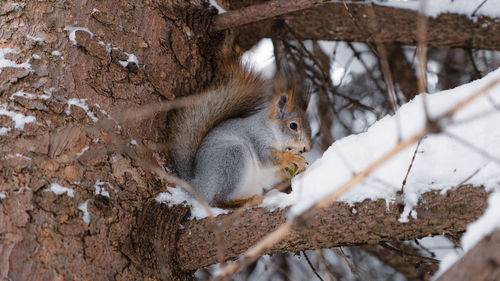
[289,122,298,131]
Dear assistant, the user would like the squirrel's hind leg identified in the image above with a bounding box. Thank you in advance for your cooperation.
[191,143,249,206]
[213,194,264,209]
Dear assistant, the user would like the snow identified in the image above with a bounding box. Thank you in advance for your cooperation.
[64,26,94,45]
[94,180,116,197]
[0,193,6,199]
[26,34,45,44]
[318,41,376,78]
[43,88,54,99]
[5,153,32,161]
[95,104,122,129]
[51,50,62,56]
[76,146,89,158]
[118,52,139,68]
[78,200,91,225]
[10,2,20,11]
[209,0,226,14]
[375,0,500,19]
[0,48,32,74]
[98,41,113,53]
[49,183,74,197]
[0,103,37,131]
[0,128,11,136]
[241,39,275,78]
[66,98,98,122]
[10,90,51,100]
[461,191,500,249]
[242,39,376,84]
[261,67,500,218]
[156,187,229,219]
[433,190,500,279]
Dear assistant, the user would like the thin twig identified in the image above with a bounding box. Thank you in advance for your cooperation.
[303,251,325,281]
[341,0,378,56]
[215,222,293,280]
[347,42,386,95]
[457,166,483,186]
[379,243,440,264]
[400,139,422,193]
[316,249,334,281]
[439,76,500,120]
[334,55,356,87]
[281,39,380,114]
[471,0,488,17]
[333,248,355,275]
[467,48,483,79]
[365,4,402,141]
[336,248,376,281]
[487,94,500,109]
[117,94,208,123]
[446,108,499,127]
[416,0,430,120]
[264,258,300,281]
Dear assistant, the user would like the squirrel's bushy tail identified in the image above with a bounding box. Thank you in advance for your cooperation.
[166,61,271,179]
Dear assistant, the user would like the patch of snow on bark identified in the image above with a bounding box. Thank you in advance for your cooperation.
[0,48,32,74]
[0,103,37,131]
[64,26,94,45]
[66,98,98,122]
[49,183,75,197]
[78,200,91,225]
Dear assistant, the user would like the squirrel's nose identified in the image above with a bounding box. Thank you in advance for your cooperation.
[301,145,310,153]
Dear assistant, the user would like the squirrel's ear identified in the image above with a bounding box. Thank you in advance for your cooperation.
[273,93,291,119]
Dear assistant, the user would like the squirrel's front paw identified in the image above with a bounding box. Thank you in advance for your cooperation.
[274,150,308,178]
[285,153,307,176]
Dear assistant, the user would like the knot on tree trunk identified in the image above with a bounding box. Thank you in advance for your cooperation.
[126,199,194,280]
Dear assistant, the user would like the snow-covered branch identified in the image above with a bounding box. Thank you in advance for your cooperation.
[173,185,487,271]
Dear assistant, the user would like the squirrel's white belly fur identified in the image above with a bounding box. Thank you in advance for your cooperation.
[228,153,281,200]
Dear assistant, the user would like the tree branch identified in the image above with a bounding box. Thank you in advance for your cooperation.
[233,2,500,51]
[210,0,327,32]
[436,230,500,281]
[361,242,439,281]
[174,185,488,271]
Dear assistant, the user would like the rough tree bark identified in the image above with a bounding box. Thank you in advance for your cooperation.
[226,1,500,51]
[436,230,500,281]
[150,185,488,271]
[0,0,498,280]
[0,0,219,280]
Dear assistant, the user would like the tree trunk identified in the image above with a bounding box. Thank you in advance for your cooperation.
[0,1,218,280]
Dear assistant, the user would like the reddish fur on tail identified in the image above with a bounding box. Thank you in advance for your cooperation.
[166,38,271,179]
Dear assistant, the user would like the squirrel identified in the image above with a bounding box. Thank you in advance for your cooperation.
[166,44,312,208]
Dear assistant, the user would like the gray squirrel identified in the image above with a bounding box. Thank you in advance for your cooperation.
[166,50,312,208]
